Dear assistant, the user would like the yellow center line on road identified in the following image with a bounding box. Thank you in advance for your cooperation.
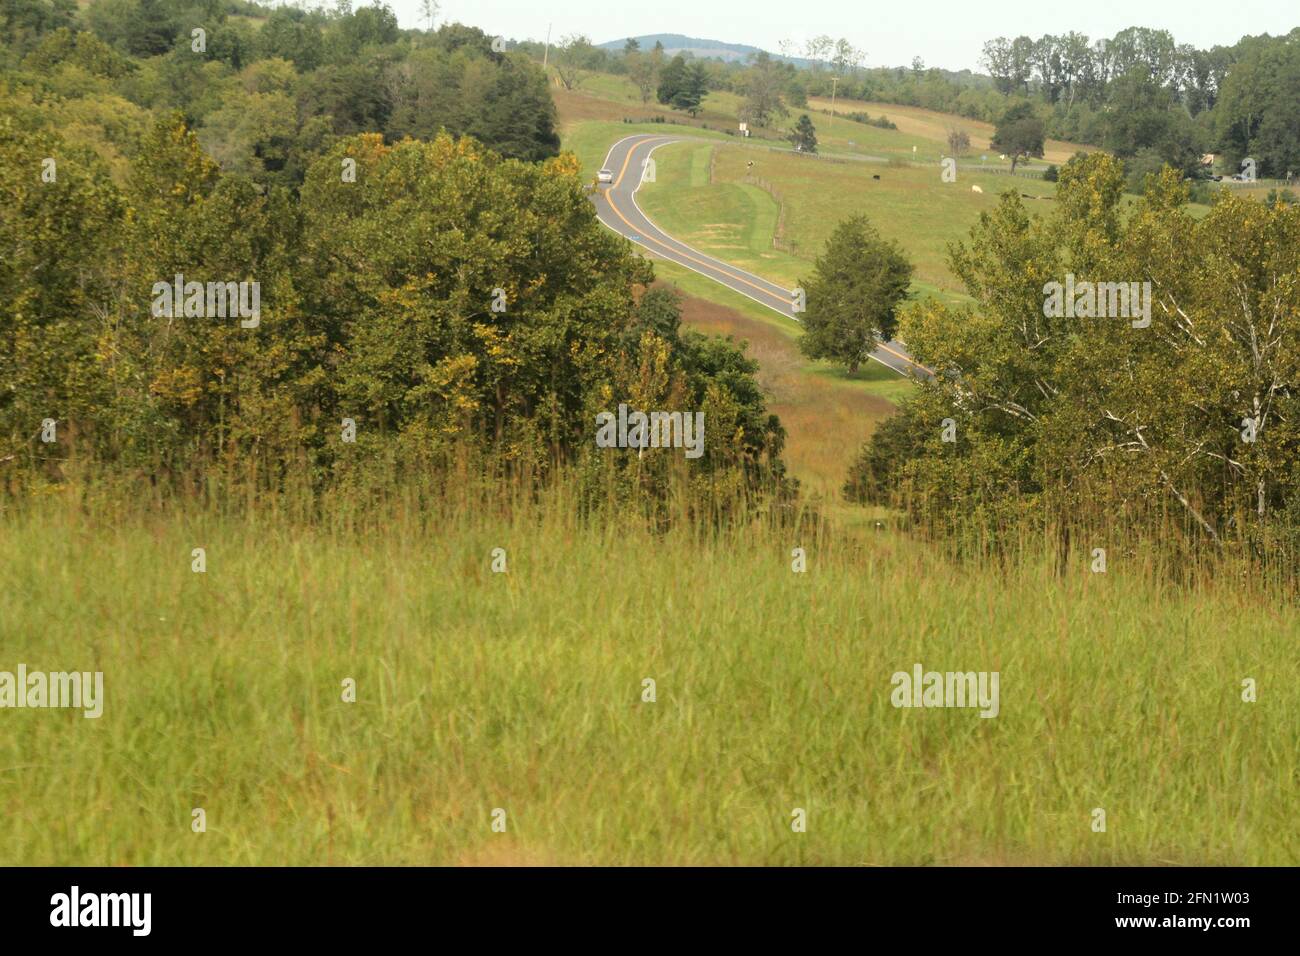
[602,137,933,377]
[606,139,790,301]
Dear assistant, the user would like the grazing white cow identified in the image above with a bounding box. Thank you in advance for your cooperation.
[971,184,984,194]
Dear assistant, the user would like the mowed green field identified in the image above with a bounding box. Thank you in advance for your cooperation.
[560,78,1097,300]
[0,499,1295,865]
[563,77,1217,305]
[635,138,1057,297]
[796,101,974,164]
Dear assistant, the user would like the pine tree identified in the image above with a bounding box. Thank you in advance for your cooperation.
[789,114,818,152]
[797,216,913,374]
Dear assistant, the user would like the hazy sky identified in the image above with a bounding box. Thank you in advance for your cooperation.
[385,0,1294,72]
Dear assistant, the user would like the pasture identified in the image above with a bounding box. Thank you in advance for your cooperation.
[0,495,1293,865]
[636,138,1057,297]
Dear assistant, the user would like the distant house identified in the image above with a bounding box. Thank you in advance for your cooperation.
[1200,153,1218,166]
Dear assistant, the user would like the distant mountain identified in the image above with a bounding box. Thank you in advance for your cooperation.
[596,33,814,68]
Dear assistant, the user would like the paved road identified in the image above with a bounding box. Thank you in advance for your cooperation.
[590,134,931,378]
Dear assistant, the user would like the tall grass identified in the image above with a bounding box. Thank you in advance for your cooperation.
[0,479,1293,865]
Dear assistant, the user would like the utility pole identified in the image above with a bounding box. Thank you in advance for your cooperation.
[830,76,838,131]
[542,22,552,70]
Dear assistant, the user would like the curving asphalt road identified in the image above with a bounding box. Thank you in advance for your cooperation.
[590,134,931,378]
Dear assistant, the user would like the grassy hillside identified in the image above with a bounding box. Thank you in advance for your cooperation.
[558,73,1092,169]
[1,498,1294,866]
[571,73,755,134]
[635,138,1057,297]
[808,95,1090,165]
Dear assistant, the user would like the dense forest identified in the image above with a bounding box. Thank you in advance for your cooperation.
[0,0,791,515]
[1,0,563,183]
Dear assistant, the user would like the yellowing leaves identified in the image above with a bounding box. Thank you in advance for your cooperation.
[543,152,581,180]
[149,366,203,406]
[471,324,522,368]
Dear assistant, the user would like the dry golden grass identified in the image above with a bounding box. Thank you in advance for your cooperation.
[553,86,667,128]
[808,96,1092,165]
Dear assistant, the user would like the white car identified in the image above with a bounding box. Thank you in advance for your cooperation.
[596,168,613,184]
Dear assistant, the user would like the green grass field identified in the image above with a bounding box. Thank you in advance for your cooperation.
[799,102,965,163]
[623,137,1216,297]
[560,76,1095,300]
[1,497,1293,865]
[635,138,1055,296]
